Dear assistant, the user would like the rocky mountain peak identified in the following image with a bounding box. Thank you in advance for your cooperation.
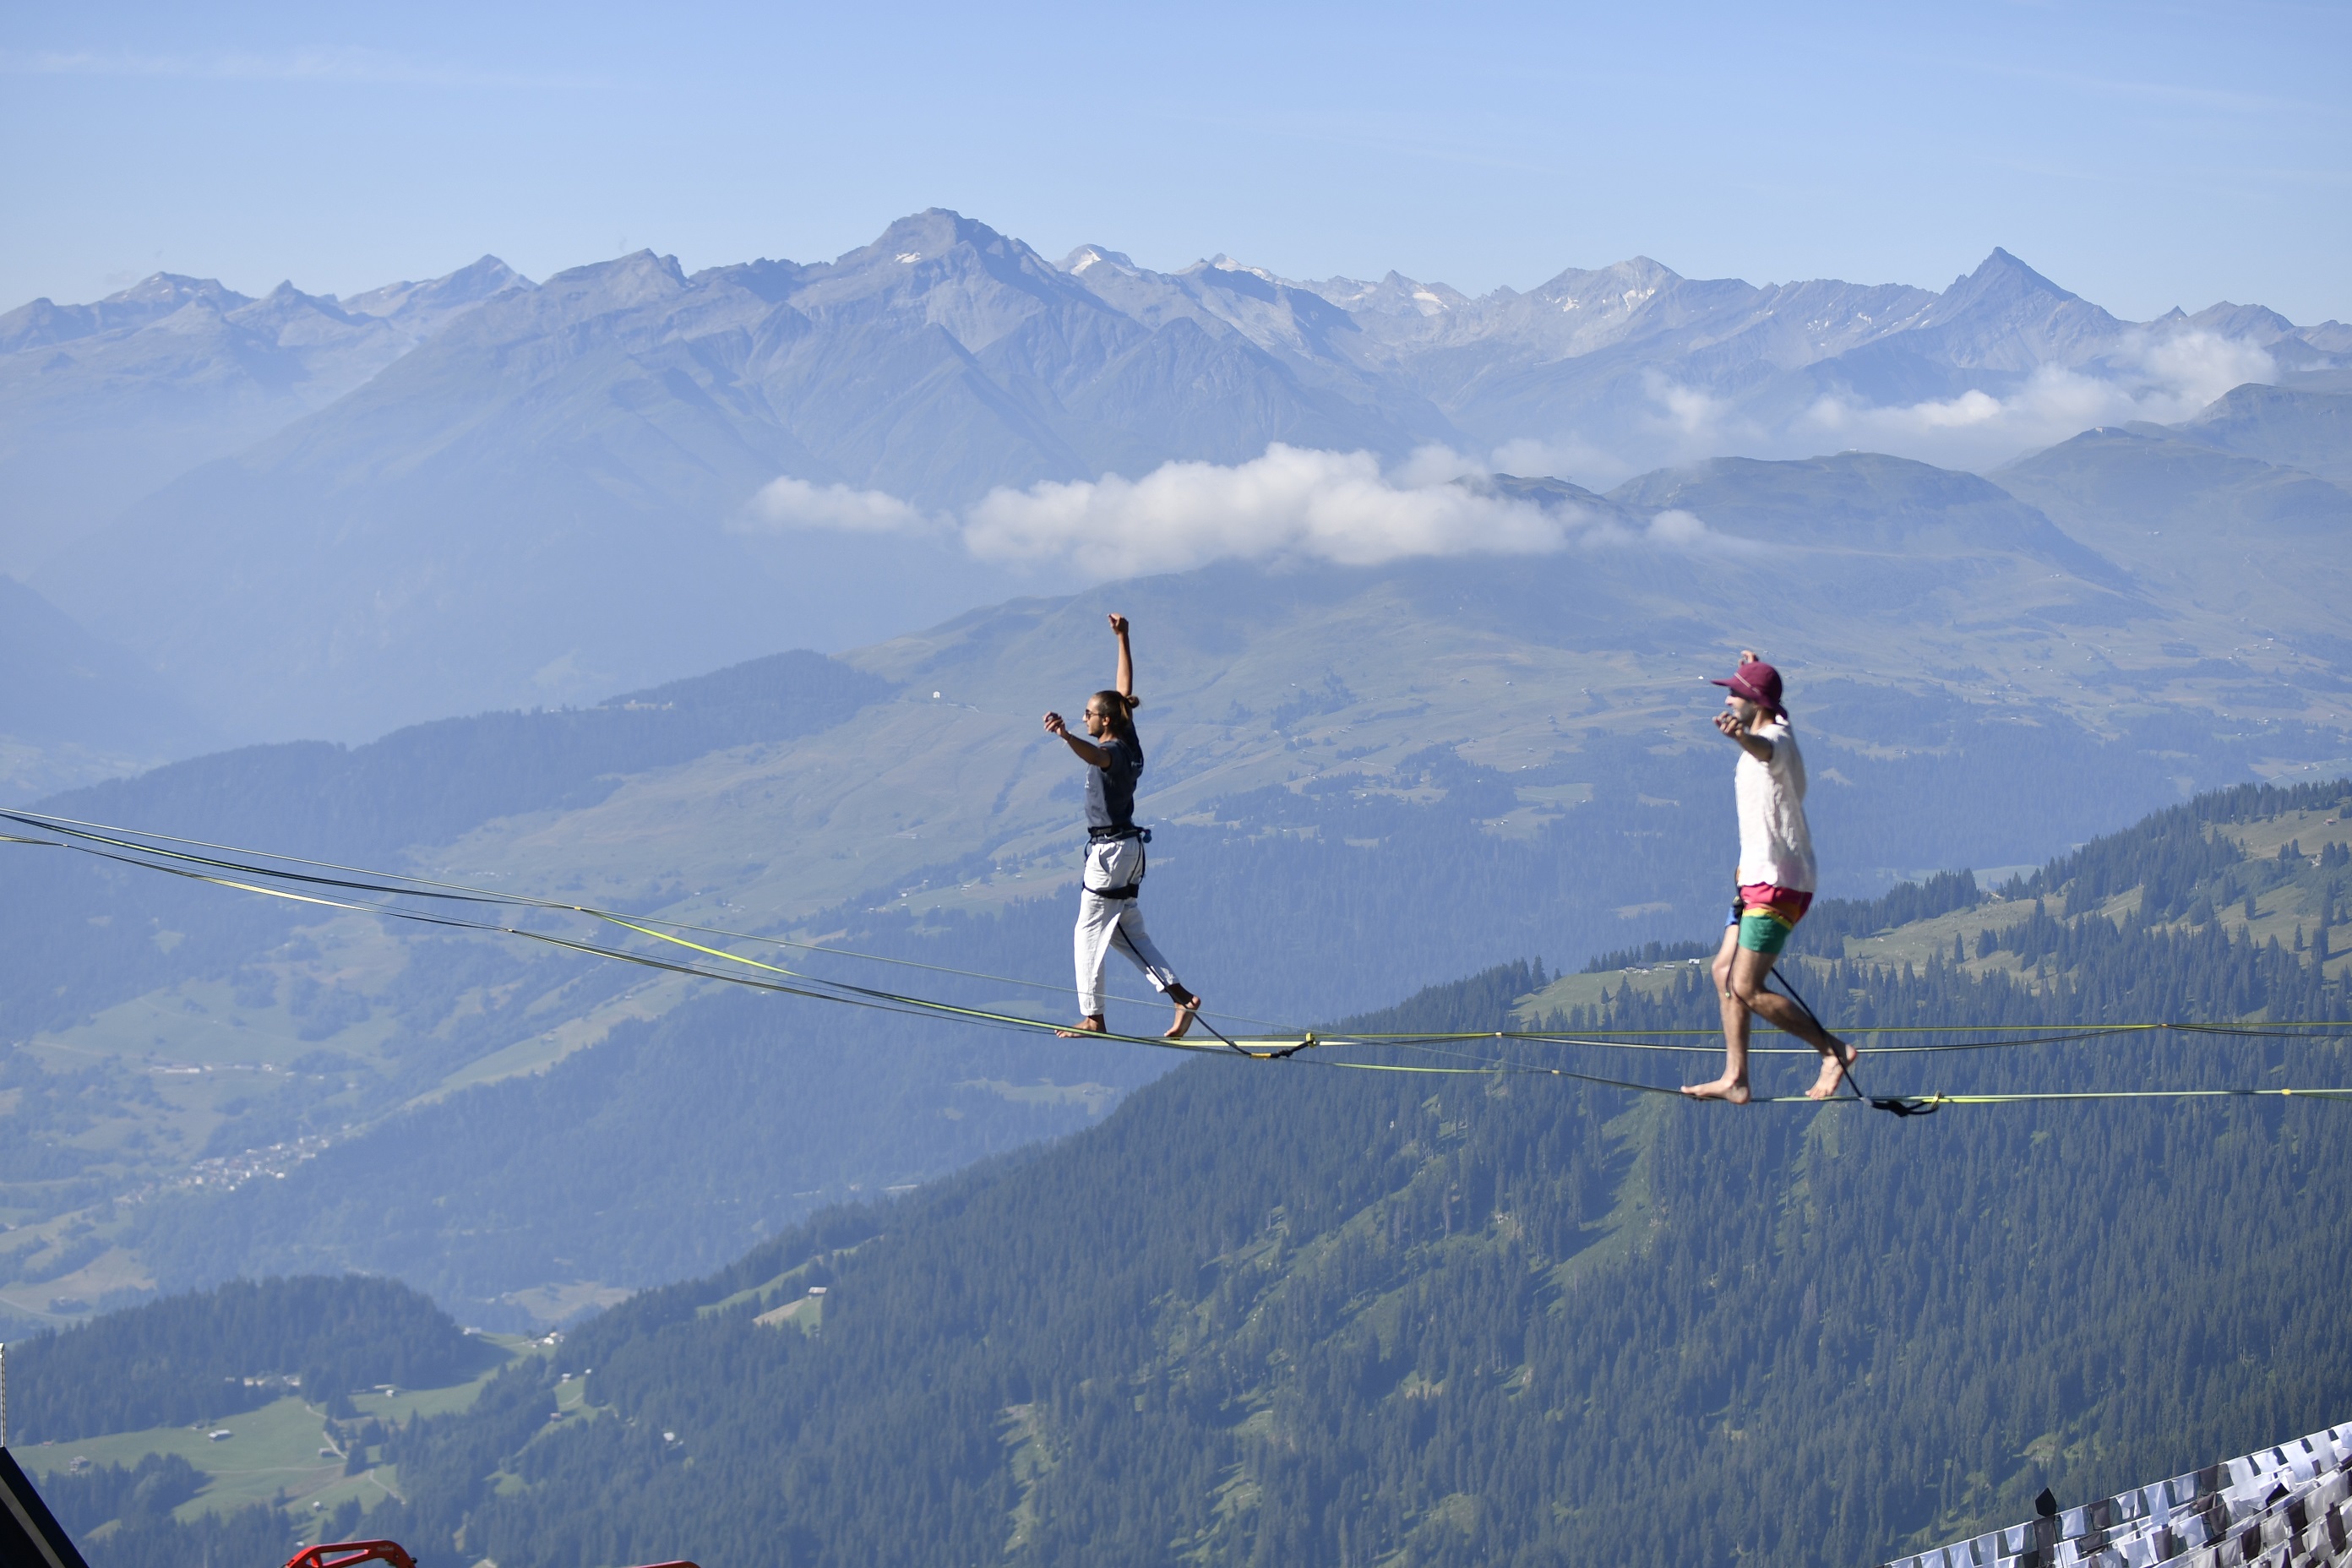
[0,272,259,353]
[790,210,1106,353]
[340,256,533,328]
[1197,253,1280,283]
[846,208,1029,270]
[2184,300,2300,345]
[534,250,689,309]
[1297,271,1474,322]
[1905,248,2126,369]
[105,272,253,313]
[1939,248,2082,308]
[1527,255,1688,310]
[215,284,376,350]
[1061,245,1141,277]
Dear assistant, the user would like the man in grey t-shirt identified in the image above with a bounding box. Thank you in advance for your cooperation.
[1084,730,1141,833]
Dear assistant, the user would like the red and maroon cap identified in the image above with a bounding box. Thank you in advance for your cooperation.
[1709,660,1784,716]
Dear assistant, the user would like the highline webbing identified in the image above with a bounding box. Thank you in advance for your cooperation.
[4,808,2349,1107]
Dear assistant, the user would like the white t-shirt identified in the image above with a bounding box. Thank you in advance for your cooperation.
[1734,718,1816,891]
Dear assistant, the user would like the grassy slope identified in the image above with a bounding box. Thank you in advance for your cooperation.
[1526,803,2352,1015]
[14,1334,532,1547]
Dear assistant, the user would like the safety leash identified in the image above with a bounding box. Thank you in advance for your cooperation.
[1767,969,1941,1117]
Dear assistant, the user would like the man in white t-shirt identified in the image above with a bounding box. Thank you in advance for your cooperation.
[1681,652,1856,1104]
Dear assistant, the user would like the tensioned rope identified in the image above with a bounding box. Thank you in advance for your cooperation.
[4,808,2348,1111]
[12,809,2336,1054]
[0,811,1305,1061]
[0,808,1298,1033]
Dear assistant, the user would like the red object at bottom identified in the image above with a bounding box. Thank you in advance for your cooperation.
[287,1546,698,1568]
[286,1544,418,1568]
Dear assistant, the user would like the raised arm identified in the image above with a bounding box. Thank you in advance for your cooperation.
[1108,612,1133,700]
[1711,647,1773,760]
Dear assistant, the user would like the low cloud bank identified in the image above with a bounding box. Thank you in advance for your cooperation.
[743,444,1747,580]
[742,325,2287,567]
[1797,329,2277,469]
[964,445,1565,575]
[1527,326,2287,480]
[743,476,940,535]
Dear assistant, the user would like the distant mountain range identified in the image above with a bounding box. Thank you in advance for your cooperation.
[13,215,2344,565]
[0,256,527,574]
[3,210,2347,749]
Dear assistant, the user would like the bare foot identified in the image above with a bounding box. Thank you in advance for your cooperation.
[1805,1040,1858,1101]
[1680,1076,1750,1104]
[1165,990,1201,1040]
[1057,1015,1107,1039]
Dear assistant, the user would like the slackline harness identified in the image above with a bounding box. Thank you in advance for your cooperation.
[1084,823,1286,1059]
[1084,823,1149,901]
[2,807,2344,1107]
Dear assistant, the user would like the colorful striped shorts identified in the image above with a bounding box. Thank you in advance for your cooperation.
[1726,882,1814,955]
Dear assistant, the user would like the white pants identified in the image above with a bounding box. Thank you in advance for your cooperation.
[1074,836,1180,1018]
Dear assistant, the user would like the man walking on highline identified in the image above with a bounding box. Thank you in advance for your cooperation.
[1682,651,1856,1104]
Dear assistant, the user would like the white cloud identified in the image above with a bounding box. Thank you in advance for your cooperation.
[1798,329,2276,469]
[2134,329,2276,408]
[1489,435,1638,491]
[738,476,940,536]
[1634,371,1778,465]
[1387,443,1488,487]
[962,444,1571,577]
[1644,509,1714,547]
[1655,378,1736,438]
[1568,506,1759,555]
[741,448,1757,580]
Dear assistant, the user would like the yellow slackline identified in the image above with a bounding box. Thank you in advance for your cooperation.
[4,808,2349,1107]
[0,816,1301,1059]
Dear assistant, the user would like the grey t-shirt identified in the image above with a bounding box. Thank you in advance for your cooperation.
[1085,736,1142,830]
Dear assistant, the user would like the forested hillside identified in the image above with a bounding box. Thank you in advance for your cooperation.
[7,1274,485,1441]
[115,991,1145,1312]
[78,778,2332,1568]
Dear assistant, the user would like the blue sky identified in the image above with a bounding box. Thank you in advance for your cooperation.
[3,0,2346,322]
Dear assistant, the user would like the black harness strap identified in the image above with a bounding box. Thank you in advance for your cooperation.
[1085,827,1148,901]
[1767,969,1940,1118]
[1104,923,1294,1059]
